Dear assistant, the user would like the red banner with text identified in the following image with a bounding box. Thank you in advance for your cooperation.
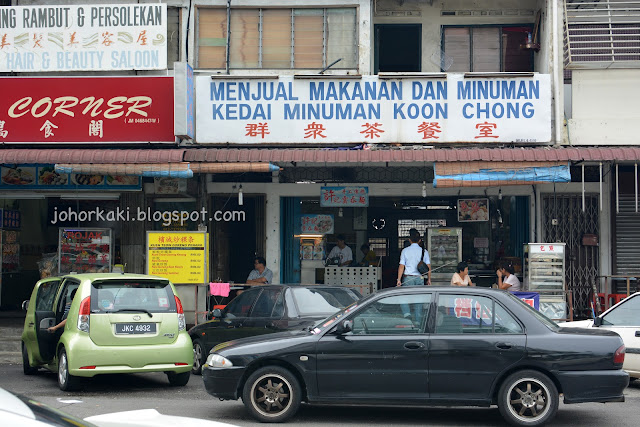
[0,76,175,143]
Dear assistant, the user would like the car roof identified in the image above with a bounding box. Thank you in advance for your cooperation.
[374,286,513,296]
[0,388,34,420]
[60,273,170,281]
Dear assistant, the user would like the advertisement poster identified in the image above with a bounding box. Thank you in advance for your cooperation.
[0,77,175,143]
[0,164,141,189]
[0,4,167,72]
[300,214,334,234]
[147,231,208,284]
[58,228,111,274]
[457,198,489,222]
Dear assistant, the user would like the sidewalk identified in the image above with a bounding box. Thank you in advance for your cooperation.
[0,310,24,364]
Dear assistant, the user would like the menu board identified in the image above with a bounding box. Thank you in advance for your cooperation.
[147,232,208,284]
[58,228,112,274]
[0,165,141,190]
[2,230,20,272]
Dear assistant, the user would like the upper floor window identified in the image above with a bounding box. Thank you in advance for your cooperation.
[197,8,357,70]
[564,0,640,68]
[442,26,533,72]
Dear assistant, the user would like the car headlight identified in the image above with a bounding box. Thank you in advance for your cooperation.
[206,354,234,368]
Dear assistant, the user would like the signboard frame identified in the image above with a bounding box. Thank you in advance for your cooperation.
[146,231,209,285]
[58,227,112,274]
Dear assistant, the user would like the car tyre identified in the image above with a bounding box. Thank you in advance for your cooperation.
[58,348,80,391]
[243,366,301,423]
[498,370,559,427]
[192,339,205,375]
[22,343,37,375]
[167,371,190,386]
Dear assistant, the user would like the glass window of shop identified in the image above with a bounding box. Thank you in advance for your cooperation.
[0,197,123,309]
[291,195,529,288]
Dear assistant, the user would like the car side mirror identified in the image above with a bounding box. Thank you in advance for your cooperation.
[593,316,603,327]
[211,308,224,318]
[22,300,29,311]
[335,320,353,335]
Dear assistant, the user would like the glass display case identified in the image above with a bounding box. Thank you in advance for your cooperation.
[427,228,462,286]
[524,243,567,320]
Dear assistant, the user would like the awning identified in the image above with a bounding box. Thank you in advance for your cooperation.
[433,161,571,188]
[0,149,185,164]
[184,147,640,164]
[54,162,281,178]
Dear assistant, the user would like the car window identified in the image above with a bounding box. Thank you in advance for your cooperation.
[90,280,176,313]
[250,288,283,318]
[602,295,640,326]
[57,280,80,318]
[35,280,60,311]
[435,294,493,334]
[494,303,524,334]
[225,289,260,318]
[504,292,560,331]
[350,294,431,334]
[291,287,359,316]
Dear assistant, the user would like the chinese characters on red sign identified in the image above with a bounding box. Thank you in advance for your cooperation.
[300,214,334,234]
[320,187,369,207]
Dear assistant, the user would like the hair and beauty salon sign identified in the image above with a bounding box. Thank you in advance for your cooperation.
[0,4,167,72]
[195,74,551,144]
[0,76,175,143]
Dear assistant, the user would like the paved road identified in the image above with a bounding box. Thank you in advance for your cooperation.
[1,363,638,426]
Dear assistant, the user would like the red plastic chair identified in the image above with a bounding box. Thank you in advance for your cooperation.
[608,294,627,308]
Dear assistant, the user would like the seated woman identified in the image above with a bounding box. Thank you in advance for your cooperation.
[451,262,475,287]
[497,262,521,292]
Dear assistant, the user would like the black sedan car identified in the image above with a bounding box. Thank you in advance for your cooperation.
[201,287,629,426]
[189,285,362,374]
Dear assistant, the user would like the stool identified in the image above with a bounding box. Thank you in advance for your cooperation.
[608,294,627,308]
[213,304,226,310]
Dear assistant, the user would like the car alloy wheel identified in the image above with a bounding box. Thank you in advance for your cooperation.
[498,370,558,426]
[243,366,301,423]
[192,340,204,375]
[57,348,79,391]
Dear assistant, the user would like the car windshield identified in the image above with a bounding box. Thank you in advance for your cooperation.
[90,280,176,314]
[291,287,360,317]
[504,292,560,331]
[601,294,639,326]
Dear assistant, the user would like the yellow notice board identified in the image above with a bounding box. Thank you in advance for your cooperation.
[146,231,208,284]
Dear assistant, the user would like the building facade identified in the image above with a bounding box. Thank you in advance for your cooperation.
[0,0,638,320]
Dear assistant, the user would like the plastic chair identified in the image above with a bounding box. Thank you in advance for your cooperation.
[608,294,627,308]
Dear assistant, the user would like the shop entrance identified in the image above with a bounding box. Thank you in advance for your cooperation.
[542,194,599,317]
[375,24,421,73]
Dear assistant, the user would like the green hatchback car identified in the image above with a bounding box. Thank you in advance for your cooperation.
[21,273,193,391]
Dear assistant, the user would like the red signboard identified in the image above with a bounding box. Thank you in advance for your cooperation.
[0,77,175,143]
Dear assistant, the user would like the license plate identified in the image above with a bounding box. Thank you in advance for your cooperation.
[115,323,156,334]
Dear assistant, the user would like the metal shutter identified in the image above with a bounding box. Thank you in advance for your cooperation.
[614,195,640,293]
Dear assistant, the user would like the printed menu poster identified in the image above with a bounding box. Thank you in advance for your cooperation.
[147,231,208,284]
[58,228,111,274]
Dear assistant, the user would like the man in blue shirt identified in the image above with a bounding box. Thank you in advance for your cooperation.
[396,229,431,324]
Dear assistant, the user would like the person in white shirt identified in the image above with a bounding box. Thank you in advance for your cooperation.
[497,263,521,292]
[326,235,353,267]
[451,262,475,287]
[396,229,431,287]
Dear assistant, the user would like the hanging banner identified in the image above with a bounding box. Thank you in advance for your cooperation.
[0,4,167,72]
[434,161,571,188]
[0,77,175,143]
[512,291,540,310]
[195,74,551,144]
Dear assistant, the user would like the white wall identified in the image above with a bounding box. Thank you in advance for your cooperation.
[568,69,640,145]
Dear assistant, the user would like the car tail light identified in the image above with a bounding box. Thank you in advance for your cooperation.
[175,295,185,331]
[614,345,626,365]
[79,366,96,370]
[77,297,90,333]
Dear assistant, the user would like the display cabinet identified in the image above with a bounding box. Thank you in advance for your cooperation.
[524,243,567,320]
[427,228,462,286]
